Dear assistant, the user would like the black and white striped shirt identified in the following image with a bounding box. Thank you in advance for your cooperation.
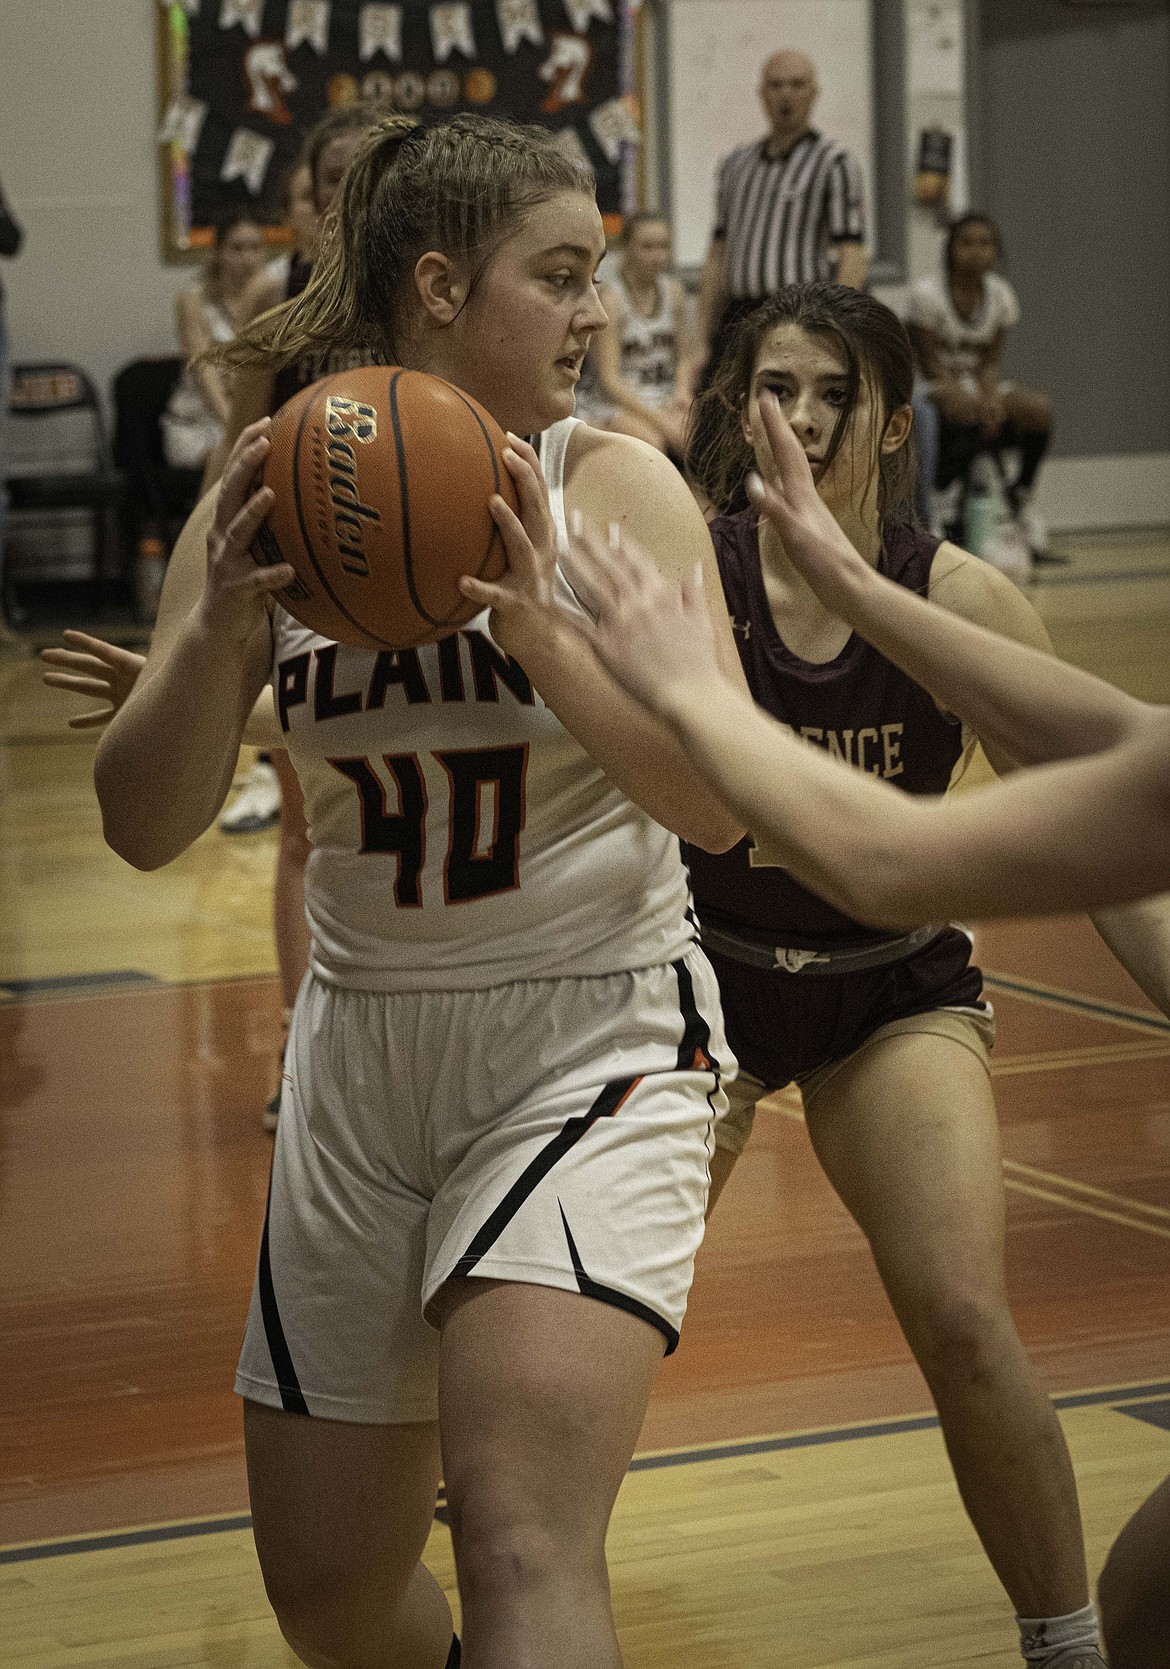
[714,130,866,298]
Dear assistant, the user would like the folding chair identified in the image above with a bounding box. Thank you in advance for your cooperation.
[4,361,126,602]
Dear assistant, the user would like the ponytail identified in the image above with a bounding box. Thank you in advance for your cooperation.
[215,112,593,374]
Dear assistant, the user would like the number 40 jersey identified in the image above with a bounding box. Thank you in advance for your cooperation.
[269,418,696,992]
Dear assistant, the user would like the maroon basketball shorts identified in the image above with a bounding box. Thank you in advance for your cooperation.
[707,926,992,1152]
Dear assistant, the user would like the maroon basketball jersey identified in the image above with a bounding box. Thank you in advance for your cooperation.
[684,511,966,950]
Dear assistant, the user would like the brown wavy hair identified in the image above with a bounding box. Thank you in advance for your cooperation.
[218,113,594,373]
[688,284,918,522]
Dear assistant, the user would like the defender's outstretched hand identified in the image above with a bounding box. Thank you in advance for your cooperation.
[746,388,872,612]
[41,631,146,730]
[560,518,724,722]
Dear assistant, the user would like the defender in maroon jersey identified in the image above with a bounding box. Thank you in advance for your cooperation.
[678,286,1110,1669]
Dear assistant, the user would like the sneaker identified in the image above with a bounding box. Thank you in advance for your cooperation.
[219,759,281,833]
[981,519,1033,587]
[1012,493,1068,563]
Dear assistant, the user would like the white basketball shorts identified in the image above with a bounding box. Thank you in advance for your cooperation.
[235,947,732,1423]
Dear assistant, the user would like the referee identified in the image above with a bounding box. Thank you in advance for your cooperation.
[696,51,868,364]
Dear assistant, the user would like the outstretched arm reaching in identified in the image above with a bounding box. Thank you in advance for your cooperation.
[739,390,1159,766]
[558,489,1170,928]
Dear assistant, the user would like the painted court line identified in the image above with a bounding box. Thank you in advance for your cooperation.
[764,1098,1170,1239]
[4,1380,1168,1567]
[1002,1176,1170,1240]
[1003,1159,1170,1224]
[990,1040,1170,1076]
[982,972,1170,1036]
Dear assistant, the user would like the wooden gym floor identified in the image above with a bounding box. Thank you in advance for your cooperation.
[1,528,1169,1666]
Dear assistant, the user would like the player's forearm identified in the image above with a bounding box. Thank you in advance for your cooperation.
[95,615,262,869]
[1089,894,1170,1019]
[518,623,744,852]
[829,560,1152,766]
[666,679,1170,926]
[663,680,931,923]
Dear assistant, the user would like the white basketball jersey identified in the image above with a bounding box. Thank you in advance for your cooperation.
[614,273,677,410]
[271,417,696,991]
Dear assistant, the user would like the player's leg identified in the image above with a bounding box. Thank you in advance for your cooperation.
[706,1064,768,1217]
[1098,1472,1170,1669]
[803,1024,1100,1656]
[436,1278,665,1668]
[999,385,1054,546]
[237,976,455,1666]
[421,949,728,1665]
[244,1402,454,1669]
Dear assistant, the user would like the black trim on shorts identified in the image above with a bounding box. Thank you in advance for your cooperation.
[558,1203,680,1355]
[257,1182,310,1417]
[674,952,724,1175]
[450,1072,643,1277]
[673,955,714,1073]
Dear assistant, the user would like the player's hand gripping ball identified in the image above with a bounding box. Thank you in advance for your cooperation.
[257,366,519,649]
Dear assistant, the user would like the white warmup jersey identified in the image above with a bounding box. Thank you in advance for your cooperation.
[271,416,696,991]
[611,272,678,409]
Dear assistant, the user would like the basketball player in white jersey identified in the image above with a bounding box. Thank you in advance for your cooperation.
[93,114,750,1669]
[582,212,700,460]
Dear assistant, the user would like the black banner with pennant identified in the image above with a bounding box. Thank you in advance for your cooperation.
[157,0,638,258]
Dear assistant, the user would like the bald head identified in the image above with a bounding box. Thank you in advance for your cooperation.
[759,51,819,148]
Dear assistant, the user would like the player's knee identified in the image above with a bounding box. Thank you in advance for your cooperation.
[259,1550,395,1667]
[908,1287,1009,1388]
[1013,388,1053,432]
[449,1477,603,1608]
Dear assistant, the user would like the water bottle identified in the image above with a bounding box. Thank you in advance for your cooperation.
[963,456,1000,557]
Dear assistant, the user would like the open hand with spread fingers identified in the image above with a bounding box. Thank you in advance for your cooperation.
[746,387,873,612]
[559,517,724,723]
[199,418,297,644]
[457,434,559,661]
[41,631,146,730]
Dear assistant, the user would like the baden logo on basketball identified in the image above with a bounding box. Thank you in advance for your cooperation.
[325,396,378,443]
[263,367,516,650]
[324,397,382,579]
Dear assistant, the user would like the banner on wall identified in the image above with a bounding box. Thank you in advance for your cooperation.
[157,0,640,258]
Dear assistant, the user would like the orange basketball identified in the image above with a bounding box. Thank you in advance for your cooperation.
[256,366,517,650]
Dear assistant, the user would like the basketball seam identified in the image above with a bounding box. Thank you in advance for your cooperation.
[290,392,388,649]
[389,371,446,630]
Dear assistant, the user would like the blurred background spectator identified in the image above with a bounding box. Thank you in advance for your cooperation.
[159,211,267,473]
[579,212,699,463]
[906,212,1054,554]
